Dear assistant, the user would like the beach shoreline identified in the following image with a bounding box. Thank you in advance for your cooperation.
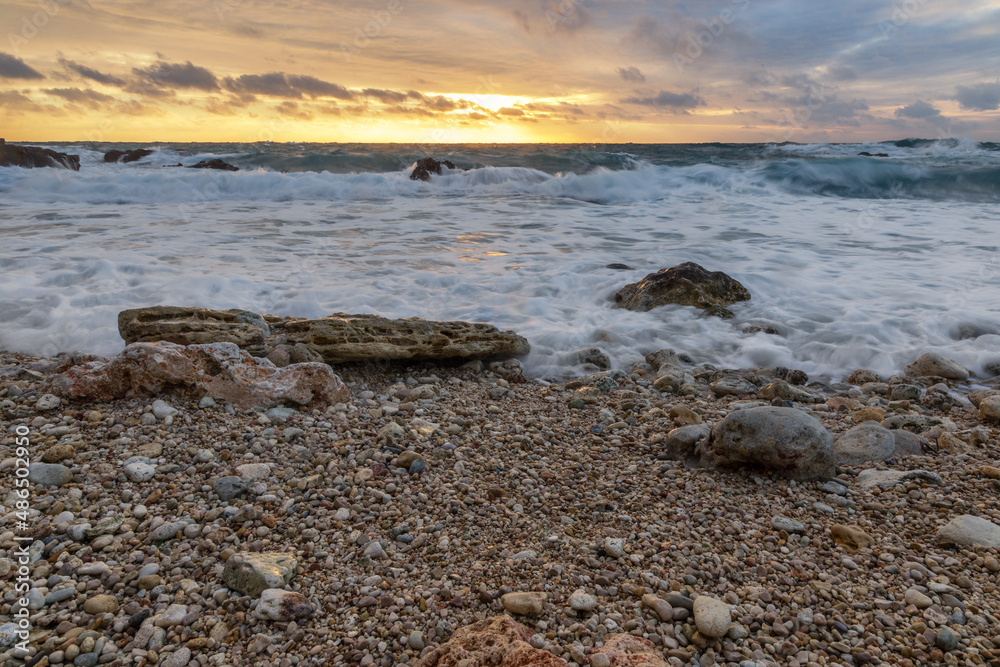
[1,344,998,666]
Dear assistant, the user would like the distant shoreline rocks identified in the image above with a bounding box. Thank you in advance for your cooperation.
[0,138,80,170]
[104,148,154,163]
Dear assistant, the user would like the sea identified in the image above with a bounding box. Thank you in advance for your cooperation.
[1,139,998,382]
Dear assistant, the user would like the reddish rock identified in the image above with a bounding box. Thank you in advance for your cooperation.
[44,341,348,410]
[414,616,566,667]
[597,635,670,666]
[416,617,672,667]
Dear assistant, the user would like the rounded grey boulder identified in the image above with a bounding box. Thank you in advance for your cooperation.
[834,422,896,466]
[700,407,835,480]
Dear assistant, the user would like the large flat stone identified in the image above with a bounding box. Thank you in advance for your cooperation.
[276,313,529,364]
[119,306,271,349]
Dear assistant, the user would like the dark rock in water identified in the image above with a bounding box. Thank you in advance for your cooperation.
[410,157,456,181]
[858,151,889,157]
[0,139,80,170]
[189,159,239,171]
[703,304,736,319]
[743,324,780,335]
[954,322,998,340]
[577,348,610,369]
[605,263,633,270]
[105,148,154,163]
[700,406,835,480]
[614,262,750,315]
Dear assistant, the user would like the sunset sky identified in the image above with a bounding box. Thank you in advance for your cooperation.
[1,0,999,143]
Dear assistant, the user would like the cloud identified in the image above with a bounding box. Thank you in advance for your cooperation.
[497,107,524,116]
[621,90,705,111]
[0,90,41,111]
[133,61,218,91]
[512,0,592,34]
[827,65,857,82]
[954,82,1000,111]
[59,59,125,86]
[275,101,313,120]
[894,100,943,121]
[43,87,115,108]
[0,52,44,80]
[224,72,353,99]
[617,66,645,83]
[288,74,353,99]
[783,94,869,125]
[362,88,407,103]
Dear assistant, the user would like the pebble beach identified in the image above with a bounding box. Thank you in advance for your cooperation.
[2,343,999,667]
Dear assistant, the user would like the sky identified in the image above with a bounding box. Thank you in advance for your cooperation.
[1,0,999,142]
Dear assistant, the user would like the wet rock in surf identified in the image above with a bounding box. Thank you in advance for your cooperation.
[0,139,80,170]
[410,157,456,181]
[189,158,240,171]
[104,148,154,163]
[858,151,889,157]
[577,347,611,369]
[904,352,970,381]
[614,262,750,316]
[700,406,835,480]
[119,306,271,351]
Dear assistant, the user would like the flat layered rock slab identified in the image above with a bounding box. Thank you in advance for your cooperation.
[119,306,271,348]
[276,313,530,364]
[117,307,529,365]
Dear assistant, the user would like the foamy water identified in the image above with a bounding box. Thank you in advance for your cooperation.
[1,141,998,380]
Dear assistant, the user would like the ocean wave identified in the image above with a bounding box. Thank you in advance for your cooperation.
[2,139,998,205]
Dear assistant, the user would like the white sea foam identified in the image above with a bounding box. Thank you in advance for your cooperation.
[1,155,998,381]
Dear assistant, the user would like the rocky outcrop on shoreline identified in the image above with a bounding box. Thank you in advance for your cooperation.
[189,159,240,171]
[1,344,998,666]
[43,341,349,410]
[410,157,458,181]
[118,306,531,364]
[104,149,154,164]
[614,263,751,318]
[0,138,80,171]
